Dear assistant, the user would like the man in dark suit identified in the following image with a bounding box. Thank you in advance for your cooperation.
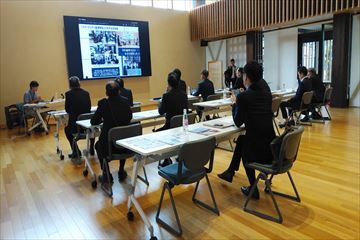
[308,68,325,119]
[115,77,133,106]
[64,76,94,159]
[158,73,188,131]
[193,69,215,121]
[279,66,312,126]
[172,68,187,93]
[91,81,133,182]
[218,61,275,199]
[224,59,237,88]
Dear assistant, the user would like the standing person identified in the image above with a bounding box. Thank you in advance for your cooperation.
[279,66,312,126]
[91,81,132,182]
[64,76,94,159]
[308,68,325,119]
[224,59,237,88]
[218,61,275,199]
[193,69,215,121]
[115,77,133,106]
[172,68,187,93]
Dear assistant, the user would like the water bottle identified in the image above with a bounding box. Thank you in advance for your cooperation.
[230,81,233,90]
[282,83,286,90]
[223,89,226,99]
[187,86,191,96]
[182,109,188,133]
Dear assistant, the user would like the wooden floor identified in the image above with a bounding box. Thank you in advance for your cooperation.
[0,107,359,240]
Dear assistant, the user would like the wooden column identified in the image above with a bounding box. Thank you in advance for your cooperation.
[331,13,352,107]
[246,30,263,63]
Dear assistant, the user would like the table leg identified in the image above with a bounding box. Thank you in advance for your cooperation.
[83,129,97,189]
[127,156,156,239]
[36,109,49,133]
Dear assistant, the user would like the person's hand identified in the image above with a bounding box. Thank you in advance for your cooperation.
[239,88,244,92]
[231,93,236,104]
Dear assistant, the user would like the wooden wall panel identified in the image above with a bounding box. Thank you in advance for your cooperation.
[190,0,360,41]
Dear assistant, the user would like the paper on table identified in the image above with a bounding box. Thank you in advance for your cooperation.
[189,127,220,136]
[125,137,167,149]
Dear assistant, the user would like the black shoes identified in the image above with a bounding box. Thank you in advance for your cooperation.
[118,170,128,181]
[99,173,114,184]
[217,170,235,183]
[89,147,95,156]
[159,158,173,168]
[300,116,310,123]
[279,120,295,128]
[241,186,260,200]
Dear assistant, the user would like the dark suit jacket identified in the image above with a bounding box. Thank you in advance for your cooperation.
[291,77,312,105]
[232,83,275,164]
[179,79,187,93]
[119,88,133,106]
[91,95,132,145]
[257,79,271,93]
[224,66,237,87]
[233,77,245,90]
[193,79,215,101]
[310,76,325,102]
[65,88,91,128]
[158,88,188,129]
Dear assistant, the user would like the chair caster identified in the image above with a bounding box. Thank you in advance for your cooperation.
[57,148,60,154]
[46,132,49,135]
[150,236,158,240]
[91,180,97,189]
[127,211,134,221]
[60,154,64,160]
[83,169,88,177]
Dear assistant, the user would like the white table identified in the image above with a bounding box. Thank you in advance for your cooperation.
[193,98,233,122]
[75,109,164,187]
[271,89,296,100]
[23,99,65,134]
[116,116,244,239]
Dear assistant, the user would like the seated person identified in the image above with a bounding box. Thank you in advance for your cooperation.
[115,77,133,106]
[233,67,245,91]
[218,61,275,199]
[193,70,215,120]
[157,73,188,167]
[158,73,188,131]
[308,68,325,119]
[23,80,47,131]
[172,68,187,93]
[64,76,94,159]
[279,66,312,126]
[91,81,133,182]
[24,80,42,104]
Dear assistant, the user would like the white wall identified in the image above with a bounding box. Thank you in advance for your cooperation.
[263,27,298,90]
[350,14,360,107]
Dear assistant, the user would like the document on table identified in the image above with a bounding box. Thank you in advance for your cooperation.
[203,118,234,129]
[125,137,166,149]
[189,127,220,136]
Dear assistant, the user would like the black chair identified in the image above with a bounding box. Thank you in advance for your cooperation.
[206,94,222,119]
[73,113,95,159]
[156,137,219,236]
[187,98,200,121]
[290,91,314,126]
[243,126,304,223]
[311,87,333,123]
[169,112,197,128]
[103,123,147,197]
[272,97,282,135]
[131,105,141,113]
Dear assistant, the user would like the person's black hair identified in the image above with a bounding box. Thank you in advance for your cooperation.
[230,59,235,62]
[114,77,124,89]
[297,66,308,76]
[172,68,181,80]
[168,73,179,89]
[69,76,80,88]
[106,81,119,97]
[308,68,316,75]
[237,67,244,74]
[201,69,209,79]
[243,61,263,83]
[29,80,39,88]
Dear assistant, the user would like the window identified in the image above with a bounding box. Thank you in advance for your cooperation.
[131,0,152,7]
[153,0,172,9]
[172,0,192,11]
[323,39,333,83]
[302,41,319,71]
[106,0,130,4]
